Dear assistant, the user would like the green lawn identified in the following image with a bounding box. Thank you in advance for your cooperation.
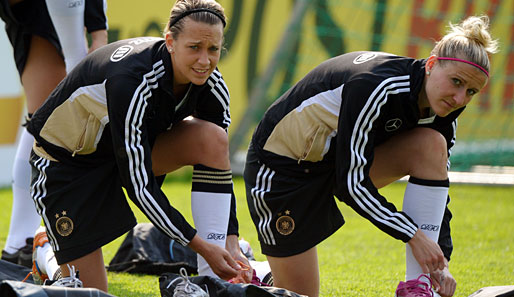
[1,175,513,296]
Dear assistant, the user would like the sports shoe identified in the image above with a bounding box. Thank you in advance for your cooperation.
[1,249,19,264]
[19,237,34,268]
[44,264,83,288]
[31,229,49,284]
[168,267,208,297]
[249,268,272,286]
[1,237,34,268]
[395,274,434,297]
[249,260,273,286]
[261,270,273,286]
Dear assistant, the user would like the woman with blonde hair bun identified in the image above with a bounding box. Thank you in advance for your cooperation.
[243,15,498,297]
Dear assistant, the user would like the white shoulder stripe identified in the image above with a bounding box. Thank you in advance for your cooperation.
[68,80,108,105]
[208,71,231,126]
[209,71,230,104]
[295,84,344,116]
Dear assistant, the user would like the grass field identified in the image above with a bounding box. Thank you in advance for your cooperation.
[0,174,513,296]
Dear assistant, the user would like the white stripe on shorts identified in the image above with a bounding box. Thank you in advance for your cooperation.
[31,156,60,251]
[250,164,276,246]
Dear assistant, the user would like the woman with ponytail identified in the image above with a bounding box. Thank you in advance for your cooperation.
[243,15,498,297]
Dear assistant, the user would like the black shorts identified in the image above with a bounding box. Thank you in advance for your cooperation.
[0,0,62,76]
[243,146,345,257]
[30,151,137,264]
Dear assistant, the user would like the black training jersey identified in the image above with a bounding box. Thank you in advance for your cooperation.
[28,37,231,245]
[251,51,462,243]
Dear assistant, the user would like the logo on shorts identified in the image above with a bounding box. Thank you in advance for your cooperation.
[55,211,74,237]
[353,52,378,64]
[276,210,295,236]
[110,45,134,62]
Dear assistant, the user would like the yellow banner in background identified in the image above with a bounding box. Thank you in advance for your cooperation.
[0,0,511,184]
[107,0,512,143]
[290,0,513,141]
[1,0,512,145]
[0,97,23,144]
[106,0,293,133]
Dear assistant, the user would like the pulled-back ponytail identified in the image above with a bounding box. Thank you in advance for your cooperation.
[432,15,499,74]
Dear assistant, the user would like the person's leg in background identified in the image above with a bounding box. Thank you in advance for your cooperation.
[45,0,87,73]
[2,33,66,265]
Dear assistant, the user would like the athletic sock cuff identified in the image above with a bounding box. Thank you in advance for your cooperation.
[192,165,232,192]
[52,267,62,281]
[408,176,449,188]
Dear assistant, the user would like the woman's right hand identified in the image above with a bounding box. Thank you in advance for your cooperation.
[188,235,240,280]
[407,229,445,273]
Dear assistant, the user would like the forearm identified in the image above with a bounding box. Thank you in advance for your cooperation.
[188,234,210,256]
[225,234,240,255]
[338,184,418,243]
[88,30,108,53]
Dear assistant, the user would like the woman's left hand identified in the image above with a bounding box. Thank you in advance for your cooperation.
[226,235,253,283]
[430,259,456,297]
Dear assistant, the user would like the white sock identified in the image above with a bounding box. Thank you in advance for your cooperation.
[45,0,87,73]
[4,129,41,253]
[191,165,232,278]
[34,227,60,280]
[403,177,449,284]
[249,260,271,282]
[36,241,59,280]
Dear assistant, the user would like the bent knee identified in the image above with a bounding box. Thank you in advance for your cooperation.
[406,128,448,178]
[194,121,229,167]
[410,128,447,158]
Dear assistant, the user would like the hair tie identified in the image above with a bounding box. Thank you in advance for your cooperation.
[169,8,226,29]
[438,57,489,77]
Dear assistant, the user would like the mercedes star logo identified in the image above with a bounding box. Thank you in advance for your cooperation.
[385,118,402,132]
